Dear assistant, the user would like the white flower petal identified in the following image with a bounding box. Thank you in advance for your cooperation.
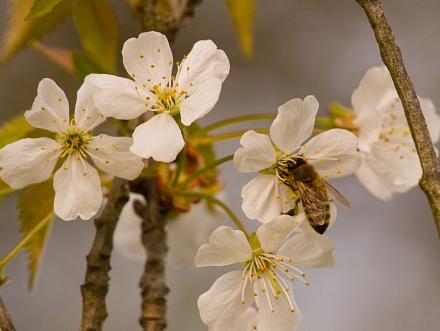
[234,307,258,331]
[0,138,60,189]
[93,74,150,120]
[176,40,230,92]
[122,31,173,90]
[420,97,440,143]
[198,271,252,330]
[74,74,106,131]
[278,231,335,268]
[300,128,361,179]
[241,174,283,223]
[87,134,143,180]
[194,226,252,267]
[270,96,319,154]
[53,157,102,221]
[179,78,222,126]
[233,130,276,173]
[355,157,395,200]
[258,287,302,331]
[25,78,69,133]
[130,113,184,162]
[256,214,303,253]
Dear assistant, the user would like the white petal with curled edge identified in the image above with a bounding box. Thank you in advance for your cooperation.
[53,157,102,221]
[0,138,60,189]
[122,31,173,90]
[130,113,184,162]
[179,78,222,126]
[234,307,258,331]
[256,214,303,253]
[355,157,395,200]
[270,96,319,154]
[278,231,335,268]
[93,74,150,120]
[194,226,252,267]
[87,134,143,180]
[233,130,276,173]
[74,74,106,131]
[176,40,230,92]
[241,174,282,223]
[198,271,252,330]
[300,128,361,179]
[258,285,302,331]
[25,78,70,133]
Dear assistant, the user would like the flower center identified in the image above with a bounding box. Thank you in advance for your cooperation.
[56,121,91,157]
[151,84,187,115]
[241,252,308,314]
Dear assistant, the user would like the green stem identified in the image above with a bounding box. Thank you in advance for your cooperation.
[195,128,269,145]
[172,148,186,186]
[180,154,233,188]
[202,113,276,132]
[175,191,250,237]
[0,212,53,278]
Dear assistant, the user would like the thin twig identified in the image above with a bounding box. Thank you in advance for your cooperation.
[355,0,440,236]
[0,296,16,331]
[79,178,129,331]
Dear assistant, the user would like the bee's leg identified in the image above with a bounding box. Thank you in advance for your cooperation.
[285,198,301,216]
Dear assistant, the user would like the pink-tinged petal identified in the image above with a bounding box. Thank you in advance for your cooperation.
[0,138,60,189]
[130,113,184,162]
[122,31,173,90]
[270,96,319,154]
[93,74,150,120]
[198,271,252,330]
[74,74,106,131]
[233,130,276,173]
[194,226,252,267]
[25,78,69,133]
[179,78,222,126]
[53,157,102,221]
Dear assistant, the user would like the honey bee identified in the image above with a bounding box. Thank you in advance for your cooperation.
[277,158,350,234]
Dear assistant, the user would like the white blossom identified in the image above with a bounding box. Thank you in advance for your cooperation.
[352,66,440,200]
[114,193,225,265]
[0,77,144,221]
[92,31,230,162]
[233,96,361,223]
[195,214,335,331]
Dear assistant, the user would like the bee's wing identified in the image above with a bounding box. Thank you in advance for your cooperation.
[323,180,351,208]
[296,180,329,227]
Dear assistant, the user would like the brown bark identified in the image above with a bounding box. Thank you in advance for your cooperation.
[79,178,129,331]
[355,0,440,236]
[0,296,15,331]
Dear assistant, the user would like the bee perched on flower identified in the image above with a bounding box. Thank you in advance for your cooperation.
[195,214,335,331]
[0,77,144,221]
[351,66,440,200]
[233,96,361,233]
[92,31,230,162]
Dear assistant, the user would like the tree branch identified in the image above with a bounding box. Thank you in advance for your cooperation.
[0,296,15,331]
[131,178,171,331]
[79,178,129,331]
[355,0,440,235]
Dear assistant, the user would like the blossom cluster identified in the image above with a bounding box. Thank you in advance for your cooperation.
[0,31,439,331]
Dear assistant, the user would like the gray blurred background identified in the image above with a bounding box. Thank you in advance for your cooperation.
[1,0,440,330]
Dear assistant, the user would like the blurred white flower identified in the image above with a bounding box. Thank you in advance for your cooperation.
[114,193,225,266]
[0,77,143,221]
[93,31,230,162]
[353,66,440,200]
[233,96,360,223]
[195,214,335,331]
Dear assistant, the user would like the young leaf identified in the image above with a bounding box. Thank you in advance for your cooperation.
[18,180,55,290]
[31,41,75,74]
[225,0,255,58]
[27,0,64,19]
[1,0,73,63]
[72,0,119,73]
[0,115,34,149]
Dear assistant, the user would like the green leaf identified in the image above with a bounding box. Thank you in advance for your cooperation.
[72,0,119,73]
[18,180,55,289]
[27,0,64,19]
[72,52,103,79]
[0,115,34,149]
[1,0,73,63]
[225,0,255,58]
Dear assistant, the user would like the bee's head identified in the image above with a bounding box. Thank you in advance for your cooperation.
[287,158,306,170]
